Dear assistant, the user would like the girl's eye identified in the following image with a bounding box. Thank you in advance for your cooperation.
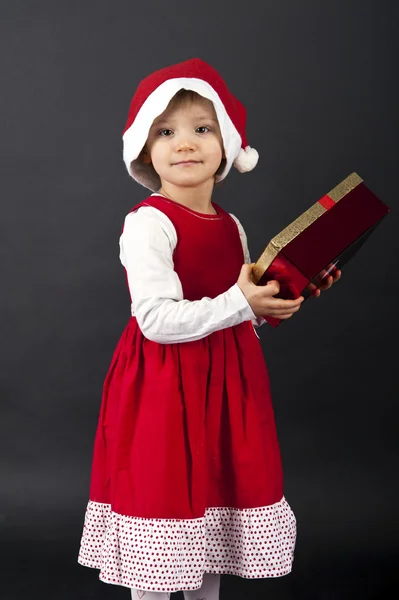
[159,129,173,137]
[196,126,210,134]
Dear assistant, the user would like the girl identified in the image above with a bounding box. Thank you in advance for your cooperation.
[78,58,340,599]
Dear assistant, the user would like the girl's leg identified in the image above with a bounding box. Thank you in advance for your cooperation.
[130,573,220,600]
[183,573,221,600]
[130,591,170,600]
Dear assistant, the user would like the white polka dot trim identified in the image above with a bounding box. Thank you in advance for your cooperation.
[78,497,296,591]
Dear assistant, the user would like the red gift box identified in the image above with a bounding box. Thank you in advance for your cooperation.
[251,173,390,327]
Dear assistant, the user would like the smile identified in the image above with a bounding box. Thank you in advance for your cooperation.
[173,160,201,166]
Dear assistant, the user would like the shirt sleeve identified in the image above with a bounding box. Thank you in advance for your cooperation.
[119,206,257,344]
[228,213,267,329]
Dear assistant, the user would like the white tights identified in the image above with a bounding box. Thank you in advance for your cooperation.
[130,573,221,600]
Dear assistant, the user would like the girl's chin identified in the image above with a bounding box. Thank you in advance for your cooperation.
[159,170,218,187]
[163,177,215,189]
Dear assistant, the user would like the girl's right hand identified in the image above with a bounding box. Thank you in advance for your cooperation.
[237,263,304,319]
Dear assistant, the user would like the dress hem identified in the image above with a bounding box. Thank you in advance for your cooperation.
[78,497,296,591]
[77,560,293,592]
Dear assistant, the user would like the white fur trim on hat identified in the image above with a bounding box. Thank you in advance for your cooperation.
[233,146,259,172]
[123,78,242,191]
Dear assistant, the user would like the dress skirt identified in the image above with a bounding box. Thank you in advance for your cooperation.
[78,316,296,591]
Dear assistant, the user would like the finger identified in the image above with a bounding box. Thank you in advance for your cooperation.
[309,288,321,298]
[271,303,302,315]
[319,276,333,291]
[268,298,303,311]
[319,269,328,279]
[260,293,300,307]
[333,270,342,281]
[265,280,281,295]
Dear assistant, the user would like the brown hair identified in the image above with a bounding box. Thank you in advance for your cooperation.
[167,89,210,110]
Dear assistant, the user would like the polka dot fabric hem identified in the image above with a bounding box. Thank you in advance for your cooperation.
[78,497,296,591]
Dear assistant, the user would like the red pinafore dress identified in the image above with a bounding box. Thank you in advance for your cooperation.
[78,195,296,592]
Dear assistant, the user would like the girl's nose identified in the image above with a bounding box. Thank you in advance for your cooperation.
[175,137,196,152]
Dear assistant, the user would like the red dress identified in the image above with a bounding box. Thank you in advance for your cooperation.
[78,196,296,591]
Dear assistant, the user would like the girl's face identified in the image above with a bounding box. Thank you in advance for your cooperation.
[143,97,224,190]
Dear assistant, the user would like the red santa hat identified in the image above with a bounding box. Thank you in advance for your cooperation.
[122,57,259,191]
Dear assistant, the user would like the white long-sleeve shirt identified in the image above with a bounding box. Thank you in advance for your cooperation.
[119,203,266,344]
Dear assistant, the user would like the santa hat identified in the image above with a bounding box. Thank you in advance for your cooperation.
[122,58,259,191]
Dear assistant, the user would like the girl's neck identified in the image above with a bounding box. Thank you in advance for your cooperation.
[158,180,217,215]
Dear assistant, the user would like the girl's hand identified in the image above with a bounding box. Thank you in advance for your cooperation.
[237,264,304,320]
[308,266,342,298]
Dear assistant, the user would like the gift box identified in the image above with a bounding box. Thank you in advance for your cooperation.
[251,173,390,328]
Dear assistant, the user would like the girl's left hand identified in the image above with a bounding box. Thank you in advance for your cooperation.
[308,267,342,298]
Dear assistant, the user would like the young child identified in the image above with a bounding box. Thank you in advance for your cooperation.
[78,58,340,599]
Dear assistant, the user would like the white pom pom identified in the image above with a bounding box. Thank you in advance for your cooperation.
[233,145,259,173]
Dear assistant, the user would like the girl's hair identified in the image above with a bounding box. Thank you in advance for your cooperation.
[167,89,209,110]
[138,89,227,180]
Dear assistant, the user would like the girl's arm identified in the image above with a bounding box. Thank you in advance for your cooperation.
[228,213,267,329]
[119,207,256,344]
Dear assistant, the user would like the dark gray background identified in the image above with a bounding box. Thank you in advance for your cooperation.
[1,1,398,598]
